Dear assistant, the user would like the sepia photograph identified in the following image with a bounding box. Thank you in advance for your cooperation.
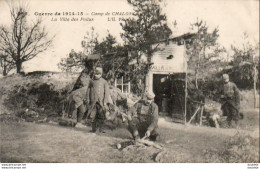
[0,0,259,167]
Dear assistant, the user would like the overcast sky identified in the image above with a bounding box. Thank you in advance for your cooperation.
[0,0,259,72]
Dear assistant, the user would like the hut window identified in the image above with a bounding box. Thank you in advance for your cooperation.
[115,76,131,93]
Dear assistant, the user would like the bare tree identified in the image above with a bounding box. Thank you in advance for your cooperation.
[0,1,54,73]
[0,51,15,76]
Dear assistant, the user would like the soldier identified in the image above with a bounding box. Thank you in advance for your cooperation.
[221,74,240,127]
[87,66,110,133]
[63,68,92,128]
[127,91,159,141]
[67,86,90,128]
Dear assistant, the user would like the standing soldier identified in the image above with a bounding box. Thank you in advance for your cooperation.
[87,66,110,133]
[221,74,240,127]
[127,91,159,141]
[63,67,92,128]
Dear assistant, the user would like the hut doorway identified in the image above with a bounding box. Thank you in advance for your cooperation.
[153,73,186,122]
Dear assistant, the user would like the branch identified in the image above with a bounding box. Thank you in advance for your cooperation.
[20,18,42,51]
[0,27,17,61]
[22,35,53,61]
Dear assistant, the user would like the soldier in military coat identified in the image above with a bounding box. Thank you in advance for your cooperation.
[63,68,92,128]
[221,74,240,127]
[86,66,110,133]
[127,91,159,141]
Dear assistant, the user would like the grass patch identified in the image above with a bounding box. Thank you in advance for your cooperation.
[240,90,259,109]
[237,109,259,131]
[204,133,259,163]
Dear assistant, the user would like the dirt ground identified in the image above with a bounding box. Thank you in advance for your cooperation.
[0,115,259,163]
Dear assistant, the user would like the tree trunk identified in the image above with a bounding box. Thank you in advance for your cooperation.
[3,66,7,76]
[16,61,22,73]
[3,65,7,76]
[147,49,152,65]
[2,59,7,76]
[195,68,198,89]
[144,73,148,92]
[144,50,153,92]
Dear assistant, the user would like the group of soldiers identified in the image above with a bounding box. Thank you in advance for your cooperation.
[63,64,241,141]
[63,65,160,141]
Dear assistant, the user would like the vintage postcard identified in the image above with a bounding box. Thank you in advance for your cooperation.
[0,0,259,168]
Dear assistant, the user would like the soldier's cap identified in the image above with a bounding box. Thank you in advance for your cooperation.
[145,91,155,100]
[94,67,103,74]
[223,73,229,80]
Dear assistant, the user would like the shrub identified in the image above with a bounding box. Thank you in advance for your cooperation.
[4,82,70,121]
[204,133,259,163]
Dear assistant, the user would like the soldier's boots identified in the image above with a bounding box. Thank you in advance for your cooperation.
[91,122,97,133]
[77,104,86,123]
[75,122,86,129]
[133,130,140,141]
[150,133,160,141]
[98,120,106,133]
[227,120,238,128]
[90,120,106,133]
[134,135,140,141]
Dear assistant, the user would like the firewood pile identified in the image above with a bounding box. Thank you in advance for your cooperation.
[116,138,168,162]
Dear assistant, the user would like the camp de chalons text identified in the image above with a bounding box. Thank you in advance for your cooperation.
[34,11,135,16]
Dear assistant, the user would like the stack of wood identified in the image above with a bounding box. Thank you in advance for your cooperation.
[116,137,165,162]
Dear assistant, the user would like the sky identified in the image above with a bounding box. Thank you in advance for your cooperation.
[0,0,259,72]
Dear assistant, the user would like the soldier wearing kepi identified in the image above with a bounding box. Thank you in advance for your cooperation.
[127,91,159,141]
[221,74,240,127]
[87,66,110,133]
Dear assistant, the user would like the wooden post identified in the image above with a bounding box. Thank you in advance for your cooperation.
[128,81,131,93]
[253,64,257,108]
[187,106,200,125]
[199,105,204,126]
[121,76,123,93]
[184,41,188,125]
[184,72,187,125]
